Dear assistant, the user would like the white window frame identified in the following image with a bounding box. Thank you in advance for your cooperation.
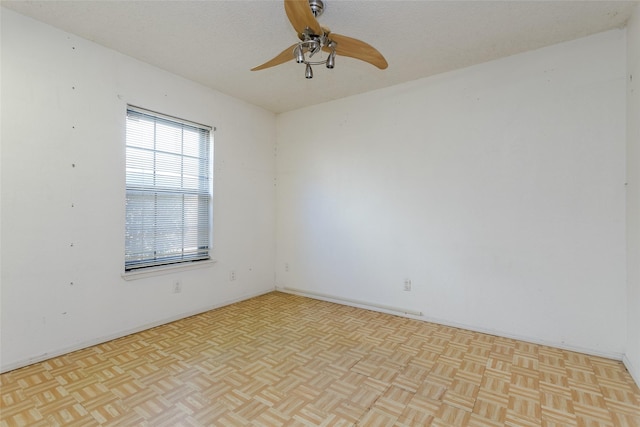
[124,105,214,276]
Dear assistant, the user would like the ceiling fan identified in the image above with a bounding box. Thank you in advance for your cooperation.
[251,0,388,79]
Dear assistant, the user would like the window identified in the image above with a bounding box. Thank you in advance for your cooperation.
[125,106,212,272]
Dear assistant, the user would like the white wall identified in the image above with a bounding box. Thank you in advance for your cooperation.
[276,29,628,358]
[625,4,640,385]
[1,9,276,371]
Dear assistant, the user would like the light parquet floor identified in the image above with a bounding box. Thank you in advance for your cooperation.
[1,291,639,426]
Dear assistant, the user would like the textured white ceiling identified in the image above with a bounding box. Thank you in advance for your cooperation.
[2,0,638,113]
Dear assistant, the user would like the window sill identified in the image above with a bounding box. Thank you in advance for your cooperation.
[122,259,217,281]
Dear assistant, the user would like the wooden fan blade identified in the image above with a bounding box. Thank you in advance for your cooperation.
[251,44,297,71]
[327,33,388,69]
[285,0,323,36]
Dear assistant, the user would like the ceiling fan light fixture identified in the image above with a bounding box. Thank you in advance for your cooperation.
[305,63,313,79]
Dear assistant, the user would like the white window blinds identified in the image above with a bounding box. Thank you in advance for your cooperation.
[125,106,212,271]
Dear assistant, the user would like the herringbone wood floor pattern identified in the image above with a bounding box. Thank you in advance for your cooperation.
[1,292,639,426]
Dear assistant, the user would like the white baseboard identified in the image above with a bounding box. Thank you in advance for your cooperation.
[623,354,640,388]
[0,289,273,374]
[279,286,423,317]
[277,286,625,362]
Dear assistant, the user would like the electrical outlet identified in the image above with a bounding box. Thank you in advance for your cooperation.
[230,270,236,281]
[173,280,182,293]
[285,263,290,272]
[403,279,412,291]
